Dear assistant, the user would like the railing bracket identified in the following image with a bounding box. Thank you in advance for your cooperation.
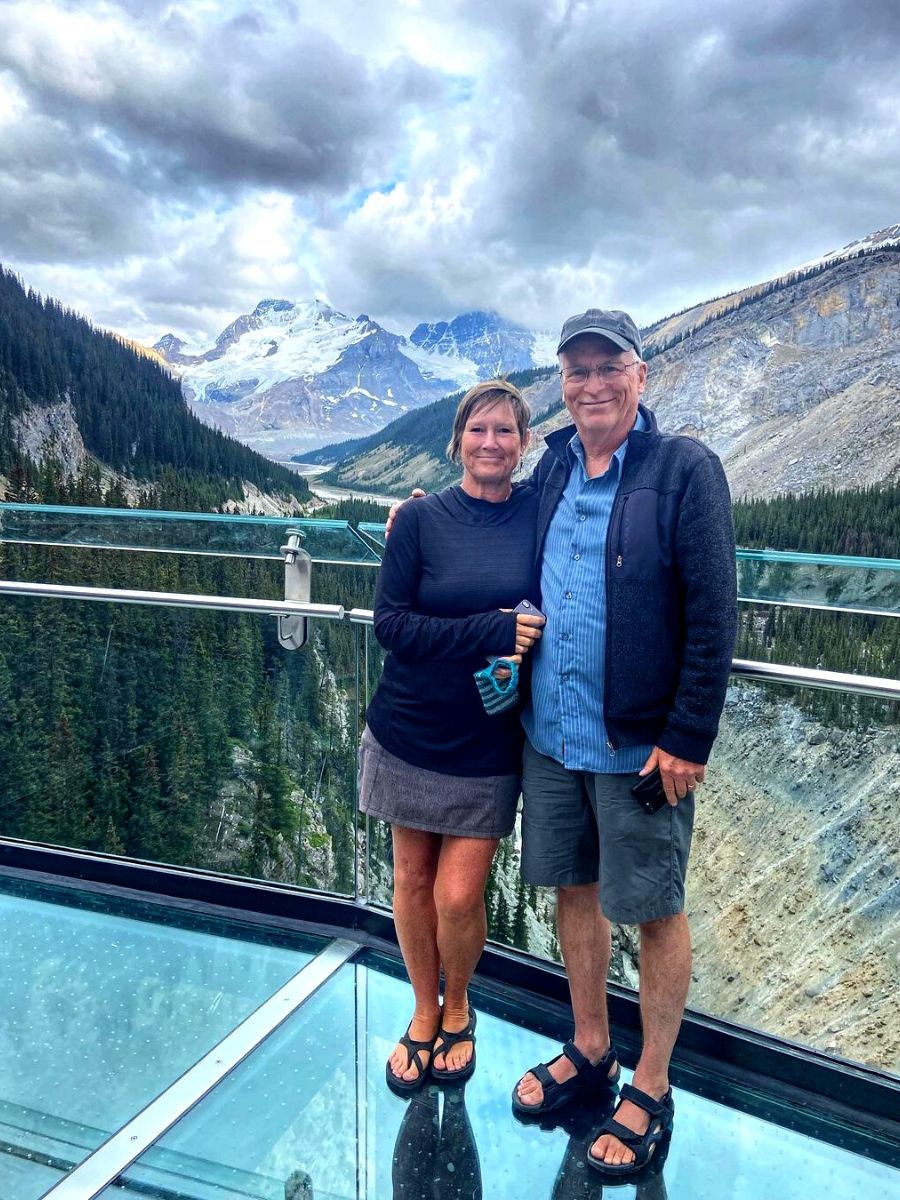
[278,529,312,650]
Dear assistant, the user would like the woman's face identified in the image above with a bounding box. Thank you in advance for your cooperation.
[460,399,528,491]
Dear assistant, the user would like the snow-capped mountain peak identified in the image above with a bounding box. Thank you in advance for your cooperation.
[409,309,547,377]
[152,301,551,455]
[795,224,900,274]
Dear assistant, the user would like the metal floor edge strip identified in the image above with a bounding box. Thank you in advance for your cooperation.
[39,938,358,1200]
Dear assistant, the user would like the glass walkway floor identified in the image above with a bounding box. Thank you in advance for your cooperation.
[1,872,897,1200]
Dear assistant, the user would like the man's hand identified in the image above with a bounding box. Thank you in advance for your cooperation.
[639,747,705,806]
[514,613,545,655]
[385,489,426,538]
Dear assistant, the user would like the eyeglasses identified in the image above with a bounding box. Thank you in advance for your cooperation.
[559,362,641,385]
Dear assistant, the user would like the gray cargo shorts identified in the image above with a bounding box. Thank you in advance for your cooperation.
[520,739,694,925]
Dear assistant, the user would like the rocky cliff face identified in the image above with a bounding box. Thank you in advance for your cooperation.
[642,251,900,497]
[11,399,89,480]
[8,398,143,502]
[686,685,899,1072]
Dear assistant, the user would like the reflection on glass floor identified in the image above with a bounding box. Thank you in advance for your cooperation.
[96,957,898,1200]
[0,875,318,1200]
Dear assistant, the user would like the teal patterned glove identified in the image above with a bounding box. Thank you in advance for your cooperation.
[474,659,519,714]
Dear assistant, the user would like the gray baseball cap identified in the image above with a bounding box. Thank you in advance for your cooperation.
[556,308,642,357]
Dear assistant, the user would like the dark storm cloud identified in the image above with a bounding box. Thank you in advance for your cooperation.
[3,0,900,338]
[407,0,900,321]
[0,100,147,262]
[0,3,445,197]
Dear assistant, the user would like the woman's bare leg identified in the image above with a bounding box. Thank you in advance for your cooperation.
[388,824,443,1082]
[432,834,499,1072]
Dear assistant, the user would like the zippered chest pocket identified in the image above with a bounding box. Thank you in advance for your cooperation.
[611,489,677,579]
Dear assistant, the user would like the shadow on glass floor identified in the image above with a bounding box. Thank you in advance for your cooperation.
[93,955,898,1200]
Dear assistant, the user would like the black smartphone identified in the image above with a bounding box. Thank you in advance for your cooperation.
[514,599,545,618]
[631,767,669,813]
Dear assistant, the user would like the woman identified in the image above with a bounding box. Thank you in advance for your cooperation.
[359,379,545,1094]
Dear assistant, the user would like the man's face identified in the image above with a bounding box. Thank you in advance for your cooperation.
[559,334,647,450]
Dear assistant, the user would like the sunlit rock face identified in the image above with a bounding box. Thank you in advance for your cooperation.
[640,250,900,498]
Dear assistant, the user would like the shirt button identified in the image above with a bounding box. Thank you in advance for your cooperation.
[579,515,586,522]
[565,591,573,600]
[561,673,569,682]
[573,553,581,560]
[561,632,570,641]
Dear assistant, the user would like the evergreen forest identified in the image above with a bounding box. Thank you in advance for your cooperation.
[0,266,308,508]
[0,523,374,895]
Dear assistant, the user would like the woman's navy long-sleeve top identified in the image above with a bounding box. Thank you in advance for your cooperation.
[366,483,539,776]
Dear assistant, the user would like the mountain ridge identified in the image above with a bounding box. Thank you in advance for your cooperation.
[301,234,900,500]
[152,304,553,456]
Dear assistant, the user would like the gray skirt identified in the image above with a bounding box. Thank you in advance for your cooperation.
[358,727,520,839]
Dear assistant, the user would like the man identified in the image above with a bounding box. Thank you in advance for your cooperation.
[510,309,736,1178]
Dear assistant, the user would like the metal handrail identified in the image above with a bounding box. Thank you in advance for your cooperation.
[731,658,900,700]
[0,580,344,621]
[1,584,897,699]
[349,608,899,699]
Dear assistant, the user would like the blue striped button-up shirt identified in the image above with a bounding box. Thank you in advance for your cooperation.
[522,412,653,773]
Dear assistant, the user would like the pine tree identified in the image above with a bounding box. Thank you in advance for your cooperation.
[512,877,529,951]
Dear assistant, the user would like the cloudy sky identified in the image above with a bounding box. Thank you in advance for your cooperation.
[1,0,899,345]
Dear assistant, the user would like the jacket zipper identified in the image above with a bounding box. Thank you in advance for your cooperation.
[613,494,628,568]
[604,493,627,752]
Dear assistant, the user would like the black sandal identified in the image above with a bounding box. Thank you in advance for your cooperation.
[586,1083,674,1178]
[386,1025,436,1096]
[429,1009,477,1083]
[511,1041,620,1117]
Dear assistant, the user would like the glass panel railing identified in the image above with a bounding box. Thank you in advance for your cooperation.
[0,874,316,1200]
[2,535,898,1083]
[0,503,381,565]
[736,600,900,677]
[357,520,386,549]
[0,594,359,896]
[737,548,900,616]
[358,622,899,1077]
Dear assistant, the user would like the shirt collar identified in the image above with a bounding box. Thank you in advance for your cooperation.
[567,406,648,474]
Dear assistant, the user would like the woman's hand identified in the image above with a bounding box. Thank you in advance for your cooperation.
[514,613,545,655]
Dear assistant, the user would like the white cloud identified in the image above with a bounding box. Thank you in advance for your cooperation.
[0,0,899,344]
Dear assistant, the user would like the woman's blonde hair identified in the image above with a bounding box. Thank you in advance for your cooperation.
[446,379,531,464]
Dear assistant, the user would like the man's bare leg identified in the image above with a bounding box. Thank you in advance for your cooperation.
[432,835,498,1073]
[388,825,443,1082]
[516,882,616,1105]
[590,912,691,1166]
